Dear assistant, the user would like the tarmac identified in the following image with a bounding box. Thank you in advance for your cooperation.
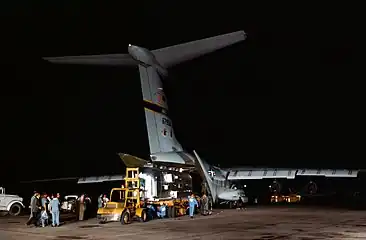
[1,206,366,240]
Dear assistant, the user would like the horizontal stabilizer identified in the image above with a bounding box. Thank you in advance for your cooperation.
[43,31,246,68]
[117,153,149,167]
[152,31,246,68]
[43,53,135,66]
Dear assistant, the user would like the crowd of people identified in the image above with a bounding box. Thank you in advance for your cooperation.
[143,193,208,220]
[24,191,212,227]
[25,191,95,227]
[25,192,61,227]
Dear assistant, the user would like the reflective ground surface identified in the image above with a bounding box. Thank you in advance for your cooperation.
[1,207,366,239]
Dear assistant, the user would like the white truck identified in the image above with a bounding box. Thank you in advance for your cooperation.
[0,187,24,216]
[61,195,78,213]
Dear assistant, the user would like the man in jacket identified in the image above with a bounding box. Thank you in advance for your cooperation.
[98,194,103,209]
[78,194,86,221]
[200,194,209,216]
[26,192,41,226]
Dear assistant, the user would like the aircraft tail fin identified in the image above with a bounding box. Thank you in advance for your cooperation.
[193,150,216,202]
[43,31,247,157]
[139,64,183,154]
[138,31,246,155]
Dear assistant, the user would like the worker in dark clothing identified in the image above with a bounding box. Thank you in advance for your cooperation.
[237,197,243,210]
[208,196,213,215]
[84,194,91,220]
[26,192,41,226]
[200,194,209,215]
[78,194,86,221]
[146,204,156,220]
[26,192,36,225]
[97,194,103,209]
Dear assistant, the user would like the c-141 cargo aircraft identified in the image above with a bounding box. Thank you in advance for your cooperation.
[43,31,359,204]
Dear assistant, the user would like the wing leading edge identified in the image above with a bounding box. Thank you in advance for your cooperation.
[226,168,359,180]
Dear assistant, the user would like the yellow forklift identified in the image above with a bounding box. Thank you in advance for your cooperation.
[97,167,148,224]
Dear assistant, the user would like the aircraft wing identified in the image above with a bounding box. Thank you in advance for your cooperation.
[19,175,124,184]
[20,154,148,185]
[77,175,124,184]
[226,168,359,180]
[43,53,135,66]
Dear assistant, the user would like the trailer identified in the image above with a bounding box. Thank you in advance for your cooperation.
[97,167,189,224]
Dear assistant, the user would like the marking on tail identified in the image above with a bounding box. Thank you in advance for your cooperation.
[138,64,183,154]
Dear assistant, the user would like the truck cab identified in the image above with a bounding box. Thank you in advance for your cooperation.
[0,187,25,216]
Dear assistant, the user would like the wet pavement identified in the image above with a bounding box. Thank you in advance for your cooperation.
[1,206,366,239]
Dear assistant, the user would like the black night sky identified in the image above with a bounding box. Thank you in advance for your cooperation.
[0,3,360,184]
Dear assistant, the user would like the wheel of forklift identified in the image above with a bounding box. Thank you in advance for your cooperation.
[139,209,148,222]
[120,211,130,225]
[99,220,106,224]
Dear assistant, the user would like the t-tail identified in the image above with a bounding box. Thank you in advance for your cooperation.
[129,32,247,163]
[43,31,247,166]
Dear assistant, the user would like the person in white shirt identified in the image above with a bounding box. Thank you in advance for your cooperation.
[102,194,109,207]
